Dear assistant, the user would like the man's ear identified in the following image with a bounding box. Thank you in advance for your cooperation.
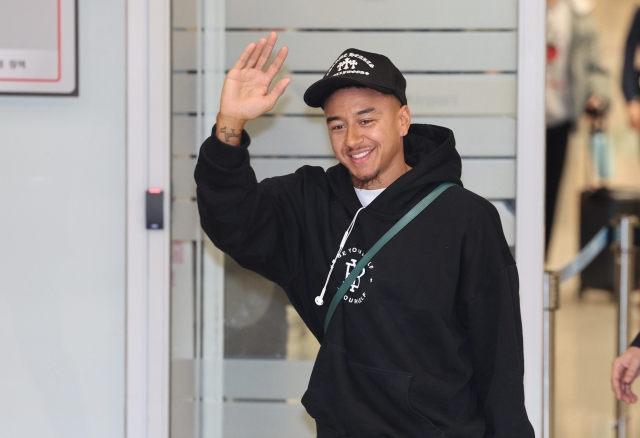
[398,104,411,137]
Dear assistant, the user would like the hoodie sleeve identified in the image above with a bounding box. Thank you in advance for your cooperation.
[631,332,640,349]
[465,264,535,437]
[194,126,306,288]
[623,8,640,102]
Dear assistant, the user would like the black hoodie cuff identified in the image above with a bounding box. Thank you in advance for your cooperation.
[200,124,251,170]
[631,332,640,349]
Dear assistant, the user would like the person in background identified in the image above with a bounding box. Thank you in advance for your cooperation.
[612,334,640,403]
[623,7,640,131]
[546,0,609,253]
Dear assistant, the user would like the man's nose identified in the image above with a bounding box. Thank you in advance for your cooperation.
[345,126,362,148]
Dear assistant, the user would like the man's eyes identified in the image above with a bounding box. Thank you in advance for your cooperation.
[330,119,374,130]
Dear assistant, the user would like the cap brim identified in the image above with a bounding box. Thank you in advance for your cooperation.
[303,76,399,108]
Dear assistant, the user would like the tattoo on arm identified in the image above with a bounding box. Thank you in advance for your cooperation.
[220,126,241,143]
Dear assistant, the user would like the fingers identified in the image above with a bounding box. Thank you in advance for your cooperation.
[266,77,291,109]
[232,33,286,77]
[266,46,289,81]
[612,359,625,400]
[255,32,278,70]
[618,382,638,403]
[621,381,638,404]
[623,355,640,403]
[232,42,257,71]
[246,37,268,68]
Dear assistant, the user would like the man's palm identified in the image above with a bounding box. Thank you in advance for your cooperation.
[220,32,290,122]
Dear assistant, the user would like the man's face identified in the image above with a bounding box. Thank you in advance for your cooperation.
[324,87,411,189]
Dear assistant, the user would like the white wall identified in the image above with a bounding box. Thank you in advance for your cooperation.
[0,1,126,437]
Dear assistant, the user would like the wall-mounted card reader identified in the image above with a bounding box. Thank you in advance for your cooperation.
[146,188,164,229]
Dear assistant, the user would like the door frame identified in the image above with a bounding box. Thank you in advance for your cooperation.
[516,0,546,436]
[125,0,172,436]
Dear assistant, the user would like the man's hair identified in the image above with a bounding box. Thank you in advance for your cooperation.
[321,85,401,109]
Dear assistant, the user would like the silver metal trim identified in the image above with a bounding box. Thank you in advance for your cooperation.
[614,215,638,438]
[543,271,559,438]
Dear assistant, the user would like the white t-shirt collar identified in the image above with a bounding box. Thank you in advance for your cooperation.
[354,187,386,207]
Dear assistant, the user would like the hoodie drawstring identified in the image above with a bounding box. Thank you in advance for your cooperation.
[315,207,365,306]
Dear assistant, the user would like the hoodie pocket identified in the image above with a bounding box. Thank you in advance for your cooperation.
[302,342,445,438]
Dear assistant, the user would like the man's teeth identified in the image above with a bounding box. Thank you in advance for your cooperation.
[351,150,371,159]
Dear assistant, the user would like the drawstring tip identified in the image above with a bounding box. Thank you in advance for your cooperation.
[317,206,364,309]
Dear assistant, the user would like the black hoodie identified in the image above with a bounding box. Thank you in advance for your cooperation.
[195,124,535,438]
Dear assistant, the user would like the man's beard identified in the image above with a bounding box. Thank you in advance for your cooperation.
[351,170,381,189]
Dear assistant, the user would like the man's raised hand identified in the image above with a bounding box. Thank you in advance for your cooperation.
[216,32,291,145]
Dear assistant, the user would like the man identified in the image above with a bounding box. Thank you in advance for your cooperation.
[545,0,608,253]
[195,32,534,437]
[612,333,640,404]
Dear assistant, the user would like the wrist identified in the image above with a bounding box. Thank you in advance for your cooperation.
[217,112,246,128]
[216,113,246,146]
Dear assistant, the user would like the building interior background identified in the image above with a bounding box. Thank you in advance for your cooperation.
[547,0,640,436]
[3,0,640,437]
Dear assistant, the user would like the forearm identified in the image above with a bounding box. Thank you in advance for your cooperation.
[195,126,254,240]
[194,129,304,284]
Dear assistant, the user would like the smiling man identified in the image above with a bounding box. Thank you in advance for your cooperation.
[195,33,534,437]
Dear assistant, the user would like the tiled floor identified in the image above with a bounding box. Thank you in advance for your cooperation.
[547,1,640,436]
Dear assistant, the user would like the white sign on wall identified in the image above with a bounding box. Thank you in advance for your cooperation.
[0,0,77,95]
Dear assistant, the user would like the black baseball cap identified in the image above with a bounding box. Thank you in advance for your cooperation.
[303,48,407,108]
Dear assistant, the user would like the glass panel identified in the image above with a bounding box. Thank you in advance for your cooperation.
[170,0,202,437]
[224,255,288,359]
[171,240,198,438]
[170,1,320,436]
[223,255,319,361]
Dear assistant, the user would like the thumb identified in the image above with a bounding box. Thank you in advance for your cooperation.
[266,77,291,109]
[624,357,640,384]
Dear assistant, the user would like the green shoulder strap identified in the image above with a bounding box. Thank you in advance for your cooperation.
[323,182,457,333]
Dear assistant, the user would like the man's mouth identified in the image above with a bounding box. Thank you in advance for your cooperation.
[348,148,374,163]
